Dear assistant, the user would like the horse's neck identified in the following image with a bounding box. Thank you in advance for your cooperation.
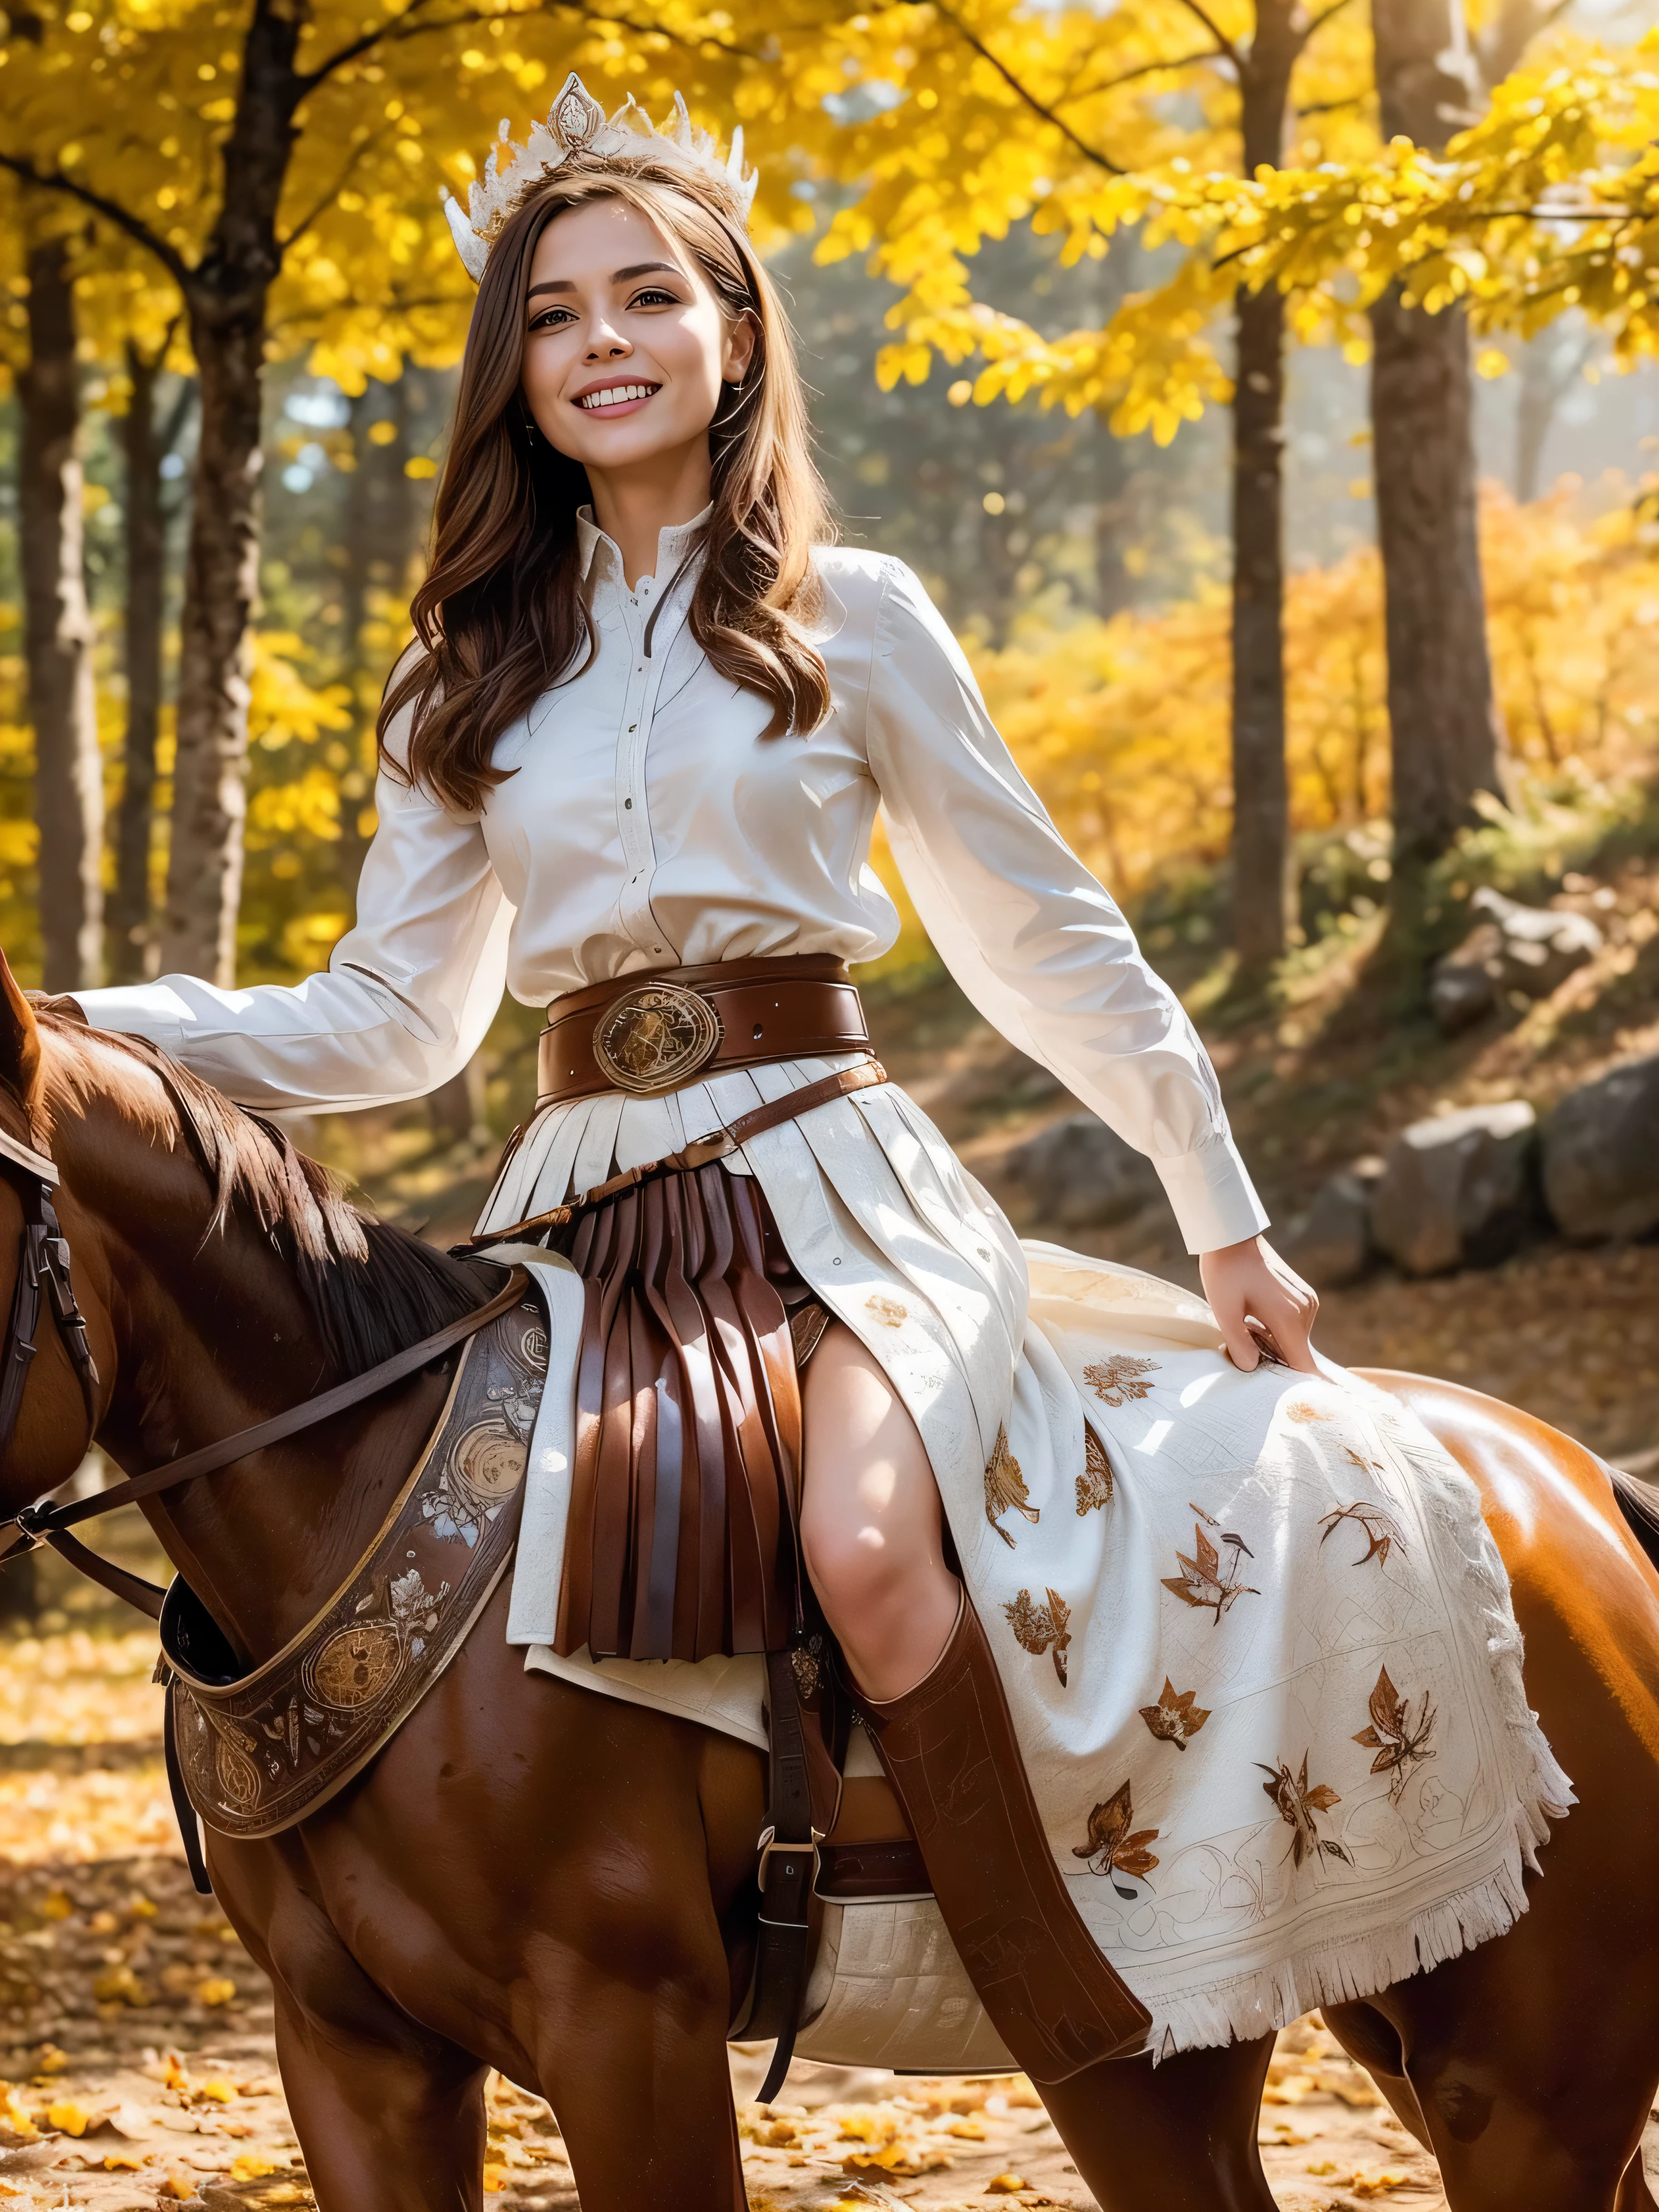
[87,1145,452,1667]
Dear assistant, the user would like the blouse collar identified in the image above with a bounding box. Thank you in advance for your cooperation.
[576,503,713,591]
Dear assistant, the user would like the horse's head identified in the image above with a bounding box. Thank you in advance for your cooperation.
[0,951,117,1510]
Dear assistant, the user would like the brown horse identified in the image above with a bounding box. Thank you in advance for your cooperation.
[5,965,1659,2212]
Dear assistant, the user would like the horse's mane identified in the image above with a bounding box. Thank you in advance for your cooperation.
[40,1015,488,1378]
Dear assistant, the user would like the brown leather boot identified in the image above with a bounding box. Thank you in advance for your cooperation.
[857,1595,1152,2082]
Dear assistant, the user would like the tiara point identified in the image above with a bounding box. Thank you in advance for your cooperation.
[551,71,605,151]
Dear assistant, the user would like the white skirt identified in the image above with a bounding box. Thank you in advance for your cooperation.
[479,1062,1573,2055]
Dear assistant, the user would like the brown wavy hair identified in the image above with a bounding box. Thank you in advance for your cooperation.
[380,153,833,813]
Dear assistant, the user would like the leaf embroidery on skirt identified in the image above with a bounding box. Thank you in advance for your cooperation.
[1285,1399,1328,1423]
[1161,1522,1260,1623]
[1318,1500,1404,1569]
[1084,1353,1159,1407]
[984,1423,1040,1548]
[1353,1664,1436,1801]
[1258,1753,1352,1870]
[1072,1780,1160,1896]
[1076,1426,1115,1515]
[1003,1587,1072,1685]
[1139,1677,1211,1751]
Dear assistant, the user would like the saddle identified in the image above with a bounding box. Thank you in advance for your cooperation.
[152,1277,935,2095]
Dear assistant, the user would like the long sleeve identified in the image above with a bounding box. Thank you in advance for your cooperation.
[73,709,514,1115]
[864,559,1267,1256]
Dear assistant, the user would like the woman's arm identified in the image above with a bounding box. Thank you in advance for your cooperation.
[72,697,513,1115]
[864,560,1316,1369]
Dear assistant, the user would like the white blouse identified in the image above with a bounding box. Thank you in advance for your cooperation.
[75,508,1266,1255]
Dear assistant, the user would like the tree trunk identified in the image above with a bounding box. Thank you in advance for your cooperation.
[159,0,303,984]
[1369,0,1507,874]
[18,232,103,992]
[109,342,167,983]
[1228,0,1300,970]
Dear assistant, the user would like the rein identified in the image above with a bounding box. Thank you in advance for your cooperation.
[0,1113,528,1617]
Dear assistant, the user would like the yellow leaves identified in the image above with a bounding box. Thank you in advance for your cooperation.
[92,1962,153,2006]
[0,2086,38,2143]
[986,2177,1029,2194]
[46,2099,90,2134]
[250,633,352,754]
[199,2075,239,2102]
[231,2152,279,2179]
[40,1893,72,1921]
[196,1975,238,2007]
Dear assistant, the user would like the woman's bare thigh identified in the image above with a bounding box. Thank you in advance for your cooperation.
[799,1320,960,1701]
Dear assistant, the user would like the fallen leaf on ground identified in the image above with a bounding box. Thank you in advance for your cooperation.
[230,2154,278,2179]
[1352,2170,1411,2197]
[196,1977,237,2007]
[985,2177,1028,2195]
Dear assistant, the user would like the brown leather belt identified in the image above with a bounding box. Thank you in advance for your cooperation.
[536,953,871,1108]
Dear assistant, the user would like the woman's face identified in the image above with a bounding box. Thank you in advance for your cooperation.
[520,196,755,473]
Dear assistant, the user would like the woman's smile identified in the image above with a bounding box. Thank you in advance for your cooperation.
[572,378,662,415]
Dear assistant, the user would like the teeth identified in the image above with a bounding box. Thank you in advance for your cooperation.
[579,384,655,410]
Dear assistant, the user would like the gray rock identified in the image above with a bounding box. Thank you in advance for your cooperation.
[1282,1169,1377,1289]
[1006,1111,1163,1229]
[1542,1053,1659,1240]
[1370,1101,1539,1277]
[1429,951,1500,1036]
[1431,889,1602,1035]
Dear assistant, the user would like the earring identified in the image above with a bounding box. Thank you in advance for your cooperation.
[521,405,539,445]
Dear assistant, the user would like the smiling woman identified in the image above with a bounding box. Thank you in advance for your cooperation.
[387,155,830,818]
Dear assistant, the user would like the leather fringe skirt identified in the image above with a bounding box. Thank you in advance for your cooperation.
[549,1161,820,1664]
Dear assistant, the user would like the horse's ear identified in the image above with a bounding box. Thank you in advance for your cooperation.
[0,950,42,1108]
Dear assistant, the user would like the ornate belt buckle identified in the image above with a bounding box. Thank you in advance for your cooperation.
[592,980,723,1096]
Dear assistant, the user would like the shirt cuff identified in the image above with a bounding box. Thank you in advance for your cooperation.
[1154,1137,1270,1256]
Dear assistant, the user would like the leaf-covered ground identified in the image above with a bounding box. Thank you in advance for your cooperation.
[1,1632,1654,2209]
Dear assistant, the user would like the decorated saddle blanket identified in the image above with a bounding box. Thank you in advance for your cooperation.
[523,1245,1574,2059]
[163,1282,550,1838]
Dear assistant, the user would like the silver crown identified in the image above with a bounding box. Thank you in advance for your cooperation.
[441,73,759,282]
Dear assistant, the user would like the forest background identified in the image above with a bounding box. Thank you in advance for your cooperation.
[1,0,1658,1440]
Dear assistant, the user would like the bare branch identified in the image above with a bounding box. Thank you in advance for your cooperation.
[0,149,195,292]
[1297,0,1358,46]
[932,2,1127,174]
[279,132,383,249]
[1065,46,1236,101]
[300,0,452,92]
[1295,94,1363,116]
[1168,0,1240,68]
[304,0,765,89]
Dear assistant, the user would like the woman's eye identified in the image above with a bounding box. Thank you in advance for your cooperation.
[630,288,679,309]
[528,308,572,332]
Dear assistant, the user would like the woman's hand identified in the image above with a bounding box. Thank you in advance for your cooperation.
[1199,1235,1319,1374]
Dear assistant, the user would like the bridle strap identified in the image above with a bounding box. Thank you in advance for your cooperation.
[7,1264,531,1545]
[0,1162,99,1474]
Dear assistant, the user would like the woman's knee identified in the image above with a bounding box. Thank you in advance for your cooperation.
[799,1504,913,1626]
